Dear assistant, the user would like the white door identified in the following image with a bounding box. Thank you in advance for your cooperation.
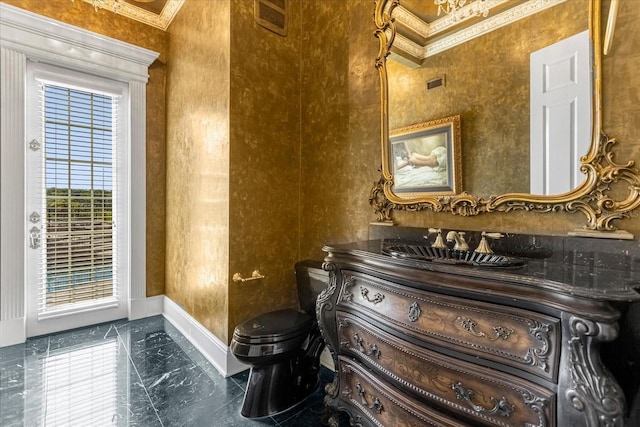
[530,30,592,195]
[25,62,129,337]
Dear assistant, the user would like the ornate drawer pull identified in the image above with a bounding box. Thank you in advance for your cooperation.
[360,286,384,304]
[408,301,421,322]
[353,333,365,352]
[452,382,515,418]
[356,382,384,414]
[352,333,382,359]
[368,343,381,359]
[456,316,514,341]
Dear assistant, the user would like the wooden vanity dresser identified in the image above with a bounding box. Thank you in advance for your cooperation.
[317,240,640,427]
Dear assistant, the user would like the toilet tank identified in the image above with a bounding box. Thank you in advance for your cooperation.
[295,260,329,317]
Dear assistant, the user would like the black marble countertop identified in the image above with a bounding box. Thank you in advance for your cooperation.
[323,239,640,302]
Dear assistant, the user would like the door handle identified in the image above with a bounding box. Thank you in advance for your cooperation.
[29,226,41,249]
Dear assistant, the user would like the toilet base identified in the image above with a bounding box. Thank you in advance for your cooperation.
[240,361,319,418]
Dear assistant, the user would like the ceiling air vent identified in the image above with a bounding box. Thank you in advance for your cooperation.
[254,0,287,37]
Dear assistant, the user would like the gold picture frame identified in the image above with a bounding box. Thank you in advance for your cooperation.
[390,115,462,197]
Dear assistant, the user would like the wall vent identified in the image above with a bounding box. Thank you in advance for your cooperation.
[254,0,287,37]
[427,76,445,90]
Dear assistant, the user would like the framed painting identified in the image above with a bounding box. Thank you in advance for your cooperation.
[390,115,462,196]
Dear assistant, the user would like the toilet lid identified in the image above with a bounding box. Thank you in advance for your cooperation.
[233,308,313,344]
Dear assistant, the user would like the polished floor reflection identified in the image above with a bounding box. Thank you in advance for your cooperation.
[0,316,332,426]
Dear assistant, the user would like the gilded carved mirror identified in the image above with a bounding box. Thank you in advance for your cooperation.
[370,0,640,236]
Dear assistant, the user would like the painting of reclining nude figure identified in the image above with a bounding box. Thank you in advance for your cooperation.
[390,115,462,196]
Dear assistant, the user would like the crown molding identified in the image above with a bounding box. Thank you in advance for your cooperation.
[82,0,184,31]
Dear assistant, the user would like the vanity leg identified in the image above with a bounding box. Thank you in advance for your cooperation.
[321,406,340,427]
[559,313,627,426]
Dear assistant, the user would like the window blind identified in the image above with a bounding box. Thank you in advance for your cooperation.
[35,81,119,316]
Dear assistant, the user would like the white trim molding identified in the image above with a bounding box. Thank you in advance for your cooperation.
[0,3,158,347]
[163,296,248,378]
[0,3,157,81]
[0,45,27,347]
[130,294,165,319]
[388,0,567,66]
[81,0,184,31]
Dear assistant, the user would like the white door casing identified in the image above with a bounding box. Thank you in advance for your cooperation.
[0,3,158,346]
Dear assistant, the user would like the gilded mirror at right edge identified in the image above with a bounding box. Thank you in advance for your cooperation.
[369,0,640,237]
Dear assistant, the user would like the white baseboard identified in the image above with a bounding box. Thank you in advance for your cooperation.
[162,296,247,378]
[320,346,335,371]
[144,295,165,316]
[129,295,164,320]
[0,317,26,347]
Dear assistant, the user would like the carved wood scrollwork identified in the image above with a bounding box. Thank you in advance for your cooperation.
[520,390,550,427]
[565,315,626,426]
[371,0,640,233]
[341,277,354,302]
[316,262,339,400]
[523,320,552,373]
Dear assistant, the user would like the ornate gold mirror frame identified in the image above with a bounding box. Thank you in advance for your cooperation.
[370,0,640,236]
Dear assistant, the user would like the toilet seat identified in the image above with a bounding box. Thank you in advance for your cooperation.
[232,308,313,345]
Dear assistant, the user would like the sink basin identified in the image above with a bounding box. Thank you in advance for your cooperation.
[382,243,525,268]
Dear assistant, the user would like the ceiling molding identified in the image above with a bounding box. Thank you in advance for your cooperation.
[83,0,184,31]
[388,0,567,67]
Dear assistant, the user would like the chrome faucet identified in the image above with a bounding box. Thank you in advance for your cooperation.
[474,232,504,254]
[445,231,469,251]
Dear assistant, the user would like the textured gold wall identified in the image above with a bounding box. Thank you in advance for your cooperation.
[3,0,169,296]
[299,1,382,261]
[146,62,167,297]
[603,0,640,194]
[165,0,231,341]
[226,0,303,342]
[165,0,305,343]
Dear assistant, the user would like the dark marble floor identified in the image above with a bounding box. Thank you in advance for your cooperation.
[0,316,333,426]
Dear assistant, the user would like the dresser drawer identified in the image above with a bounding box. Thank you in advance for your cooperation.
[337,270,560,381]
[338,311,556,427]
[338,356,470,427]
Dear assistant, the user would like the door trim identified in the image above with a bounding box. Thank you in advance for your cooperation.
[0,3,158,346]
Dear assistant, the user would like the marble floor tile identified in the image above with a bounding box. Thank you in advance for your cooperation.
[0,316,335,426]
[229,368,250,391]
[131,341,196,382]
